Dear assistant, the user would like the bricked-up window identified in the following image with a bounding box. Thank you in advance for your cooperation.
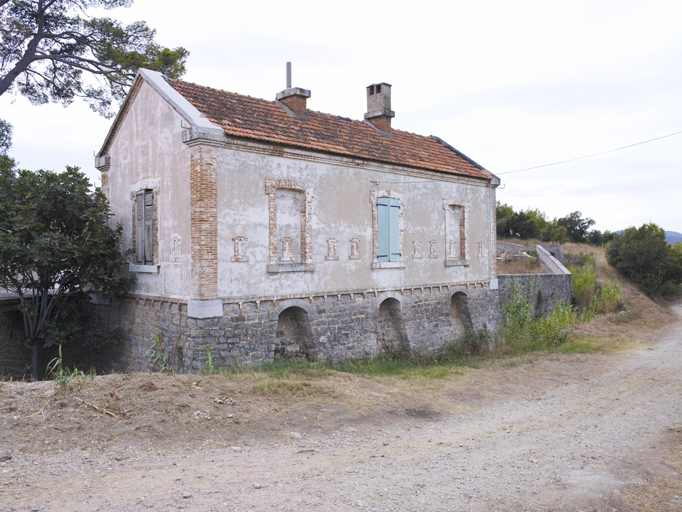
[135,189,154,264]
[443,199,469,266]
[377,197,400,262]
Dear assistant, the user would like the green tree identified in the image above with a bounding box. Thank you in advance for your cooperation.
[586,229,603,246]
[496,202,515,238]
[0,118,11,154]
[539,222,568,244]
[605,223,682,297]
[0,166,132,379]
[557,211,596,243]
[0,0,188,117]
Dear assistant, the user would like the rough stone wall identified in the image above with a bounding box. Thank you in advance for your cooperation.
[498,274,573,317]
[103,285,500,373]
[0,311,30,378]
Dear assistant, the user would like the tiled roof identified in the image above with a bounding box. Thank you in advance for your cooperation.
[169,79,493,181]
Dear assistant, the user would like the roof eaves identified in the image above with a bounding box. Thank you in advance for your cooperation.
[96,69,226,163]
[138,69,224,137]
[429,135,490,174]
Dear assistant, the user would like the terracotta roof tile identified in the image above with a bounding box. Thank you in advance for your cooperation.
[169,79,493,181]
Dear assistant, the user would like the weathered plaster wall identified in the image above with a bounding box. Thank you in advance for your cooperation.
[104,80,192,298]
[105,285,500,372]
[215,144,496,300]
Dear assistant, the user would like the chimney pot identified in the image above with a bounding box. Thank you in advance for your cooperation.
[365,82,394,131]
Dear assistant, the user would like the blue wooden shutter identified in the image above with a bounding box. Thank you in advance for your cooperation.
[388,198,400,261]
[377,197,390,262]
[378,197,400,262]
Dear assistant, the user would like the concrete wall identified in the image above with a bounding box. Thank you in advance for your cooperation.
[498,244,572,318]
[107,285,500,373]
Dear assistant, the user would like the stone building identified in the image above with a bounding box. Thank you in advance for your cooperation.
[94,68,502,371]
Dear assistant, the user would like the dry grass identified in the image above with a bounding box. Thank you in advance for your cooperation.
[621,434,682,511]
[497,257,548,274]
[564,244,678,345]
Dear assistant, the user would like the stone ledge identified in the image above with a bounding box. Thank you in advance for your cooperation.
[371,261,406,270]
[267,263,315,274]
[188,299,223,319]
[129,264,160,274]
[445,259,469,267]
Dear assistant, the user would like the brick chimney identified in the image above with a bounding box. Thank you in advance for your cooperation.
[365,83,394,131]
[276,62,311,115]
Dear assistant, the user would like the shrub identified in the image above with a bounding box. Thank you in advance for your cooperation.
[606,223,682,297]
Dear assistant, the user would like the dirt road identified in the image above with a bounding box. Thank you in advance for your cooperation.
[2,307,682,511]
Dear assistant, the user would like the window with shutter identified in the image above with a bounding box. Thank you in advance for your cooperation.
[377,197,400,262]
[134,189,154,265]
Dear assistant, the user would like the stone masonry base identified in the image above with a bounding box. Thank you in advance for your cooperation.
[107,285,501,373]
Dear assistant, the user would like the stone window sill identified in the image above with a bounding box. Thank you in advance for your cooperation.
[129,264,160,274]
[445,259,469,267]
[267,263,315,274]
[371,261,406,270]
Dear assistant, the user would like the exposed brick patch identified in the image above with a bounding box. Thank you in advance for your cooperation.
[443,200,469,263]
[279,94,307,114]
[265,178,314,265]
[190,145,218,299]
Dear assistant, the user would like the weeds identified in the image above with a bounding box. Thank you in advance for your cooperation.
[146,332,171,373]
[571,264,624,320]
[200,345,217,375]
[47,345,86,394]
[501,279,579,350]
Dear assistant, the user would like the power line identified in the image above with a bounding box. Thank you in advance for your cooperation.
[497,129,682,175]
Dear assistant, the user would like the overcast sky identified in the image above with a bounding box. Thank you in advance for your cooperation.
[1,0,680,233]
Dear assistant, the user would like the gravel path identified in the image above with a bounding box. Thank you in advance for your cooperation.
[3,307,682,511]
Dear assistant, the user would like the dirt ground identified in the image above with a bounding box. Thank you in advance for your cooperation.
[2,251,682,511]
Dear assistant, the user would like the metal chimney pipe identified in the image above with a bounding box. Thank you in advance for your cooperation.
[286,62,292,88]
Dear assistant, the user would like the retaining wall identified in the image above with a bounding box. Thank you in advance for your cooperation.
[108,285,501,373]
[498,244,572,317]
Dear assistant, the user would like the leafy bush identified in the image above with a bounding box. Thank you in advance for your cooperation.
[606,223,682,297]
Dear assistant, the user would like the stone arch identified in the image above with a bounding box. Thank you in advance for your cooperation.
[272,298,316,317]
[450,291,474,334]
[273,306,316,361]
[377,297,409,355]
[373,290,402,310]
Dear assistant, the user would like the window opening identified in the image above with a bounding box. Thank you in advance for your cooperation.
[135,189,154,264]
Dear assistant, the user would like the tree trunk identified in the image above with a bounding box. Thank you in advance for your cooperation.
[31,340,40,381]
